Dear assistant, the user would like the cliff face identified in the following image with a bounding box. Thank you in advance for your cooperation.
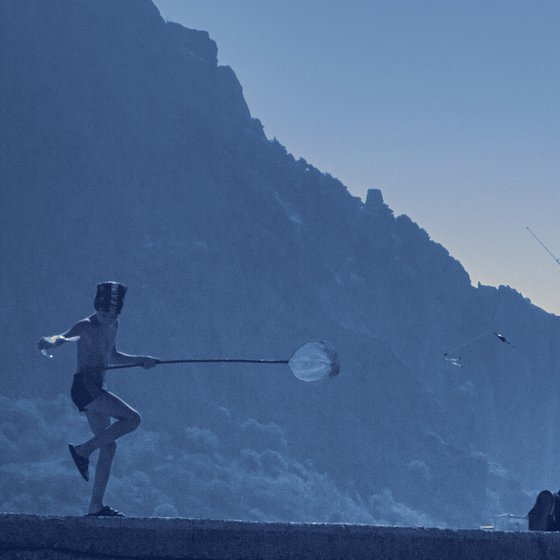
[1,0,559,527]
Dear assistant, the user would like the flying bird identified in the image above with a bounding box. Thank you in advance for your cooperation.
[443,329,518,367]
[443,353,464,368]
[493,332,518,349]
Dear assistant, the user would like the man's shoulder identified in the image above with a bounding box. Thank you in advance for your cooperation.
[73,316,95,331]
[62,316,94,339]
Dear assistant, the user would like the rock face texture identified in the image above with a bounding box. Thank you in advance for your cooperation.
[1,515,560,560]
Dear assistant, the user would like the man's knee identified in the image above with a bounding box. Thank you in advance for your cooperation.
[128,410,141,430]
[117,409,141,431]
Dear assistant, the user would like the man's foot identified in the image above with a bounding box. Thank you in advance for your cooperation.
[86,506,125,517]
[68,444,89,482]
[528,490,554,531]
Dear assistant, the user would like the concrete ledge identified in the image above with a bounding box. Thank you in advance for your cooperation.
[1,514,560,560]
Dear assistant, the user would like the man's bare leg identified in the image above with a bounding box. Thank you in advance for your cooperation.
[71,392,141,513]
[74,392,141,458]
[84,411,116,514]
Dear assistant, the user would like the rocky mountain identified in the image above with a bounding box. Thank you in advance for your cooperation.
[1,0,559,526]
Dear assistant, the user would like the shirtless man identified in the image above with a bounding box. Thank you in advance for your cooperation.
[38,282,158,516]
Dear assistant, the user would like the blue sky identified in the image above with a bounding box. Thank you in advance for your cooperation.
[154,0,560,314]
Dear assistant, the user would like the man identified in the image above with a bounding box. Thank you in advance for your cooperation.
[38,282,158,516]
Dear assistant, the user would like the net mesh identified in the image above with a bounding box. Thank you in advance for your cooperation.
[288,341,340,382]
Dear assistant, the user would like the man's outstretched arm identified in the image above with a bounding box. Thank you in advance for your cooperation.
[38,321,85,352]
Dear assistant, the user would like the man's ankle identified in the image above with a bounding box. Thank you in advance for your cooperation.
[88,503,103,514]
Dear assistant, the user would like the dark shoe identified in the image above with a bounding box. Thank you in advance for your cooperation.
[68,444,89,482]
[528,490,554,530]
[86,505,125,517]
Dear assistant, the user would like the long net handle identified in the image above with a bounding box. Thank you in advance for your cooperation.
[72,341,339,382]
[95,358,289,373]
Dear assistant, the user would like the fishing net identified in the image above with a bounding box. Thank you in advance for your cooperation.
[288,340,340,382]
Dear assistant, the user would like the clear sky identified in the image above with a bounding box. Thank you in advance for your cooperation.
[154,0,560,315]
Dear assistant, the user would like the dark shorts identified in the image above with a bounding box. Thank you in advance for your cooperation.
[71,374,107,412]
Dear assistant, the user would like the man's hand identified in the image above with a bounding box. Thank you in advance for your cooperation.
[139,356,159,369]
[38,336,59,359]
[37,337,52,351]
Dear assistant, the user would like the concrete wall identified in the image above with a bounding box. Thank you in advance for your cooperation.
[2,514,560,560]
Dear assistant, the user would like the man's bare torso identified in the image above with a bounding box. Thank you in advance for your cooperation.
[75,315,118,384]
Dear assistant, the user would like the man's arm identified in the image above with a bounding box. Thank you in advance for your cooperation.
[110,347,158,369]
[38,321,85,352]
[108,322,158,369]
